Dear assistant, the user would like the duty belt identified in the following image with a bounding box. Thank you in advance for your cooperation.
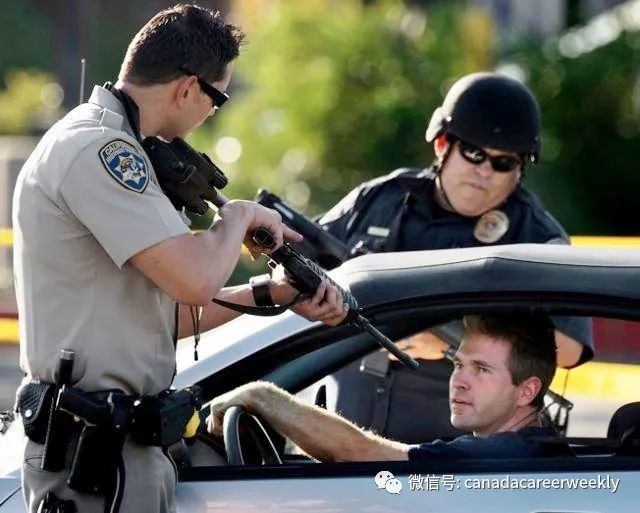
[16,382,201,496]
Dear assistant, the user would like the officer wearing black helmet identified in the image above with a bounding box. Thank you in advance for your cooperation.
[310,72,593,443]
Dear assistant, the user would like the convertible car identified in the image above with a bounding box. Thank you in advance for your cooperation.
[1,244,639,512]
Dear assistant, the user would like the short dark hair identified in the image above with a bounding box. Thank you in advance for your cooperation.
[462,313,556,409]
[119,3,245,85]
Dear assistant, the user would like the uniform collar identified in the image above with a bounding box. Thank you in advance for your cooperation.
[87,85,139,139]
[394,167,443,220]
[395,167,435,195]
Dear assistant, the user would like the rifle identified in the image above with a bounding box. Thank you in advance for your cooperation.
[143,137,418,370]
[255,189,350,270]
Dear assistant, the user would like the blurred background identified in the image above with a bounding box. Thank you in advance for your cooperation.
[1,0,639,419]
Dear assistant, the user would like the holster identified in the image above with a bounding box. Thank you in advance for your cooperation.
[63,391,130,495]
[17,382,200,496]
[41,392,77,472]
[129,387,201,447]
[67,423,125,495]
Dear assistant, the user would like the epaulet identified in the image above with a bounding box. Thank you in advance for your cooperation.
[98,108,125,131]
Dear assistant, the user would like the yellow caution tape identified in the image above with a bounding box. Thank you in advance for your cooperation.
[0,228,12,248]
[571,236,640,247]
[551,361,640,401]
[0,318,19,344]
[3,231,640,249]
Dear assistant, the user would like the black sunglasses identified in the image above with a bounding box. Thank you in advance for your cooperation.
[457,140,522,173]
[179,67,229,110]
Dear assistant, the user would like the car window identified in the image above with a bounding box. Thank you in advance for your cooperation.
[288,316,640,456]
[184,314,640,467]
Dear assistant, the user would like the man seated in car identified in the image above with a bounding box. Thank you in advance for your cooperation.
[207,313,561,461]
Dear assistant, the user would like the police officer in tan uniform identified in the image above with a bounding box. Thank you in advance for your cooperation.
[13,5,346,513]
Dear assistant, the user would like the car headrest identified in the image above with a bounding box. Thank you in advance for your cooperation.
[607,402,640,439]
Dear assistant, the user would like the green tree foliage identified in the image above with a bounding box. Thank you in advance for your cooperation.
[189,0,495,284]
[0,1,54,83]
[0,70,63,135]
[6,0,639,290]
[511,25,640,235]
[192,0,494,217]
[193,0,640,240]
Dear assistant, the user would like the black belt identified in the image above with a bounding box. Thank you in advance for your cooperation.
[17,382,199,497]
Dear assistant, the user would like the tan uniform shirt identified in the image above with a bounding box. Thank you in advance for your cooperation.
[12,85,190,395]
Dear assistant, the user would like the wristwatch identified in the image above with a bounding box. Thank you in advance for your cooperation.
[249,273,275,307]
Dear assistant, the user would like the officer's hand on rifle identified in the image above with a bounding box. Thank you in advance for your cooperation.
[219,200,303,258]
[269,265,349,326]
[290,281,349,326]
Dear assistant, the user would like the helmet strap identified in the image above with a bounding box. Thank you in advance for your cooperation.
[433,138,458,214]
[519,156,527,180]
[434,174,456,213]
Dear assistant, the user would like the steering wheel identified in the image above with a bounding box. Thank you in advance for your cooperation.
[223,406,282,465]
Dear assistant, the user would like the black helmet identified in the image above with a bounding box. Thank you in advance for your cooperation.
[425,72,542,163]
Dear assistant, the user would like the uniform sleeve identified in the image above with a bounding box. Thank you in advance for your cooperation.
[542,228,593,364]
[60,137,190,268]
[551,316,594,365]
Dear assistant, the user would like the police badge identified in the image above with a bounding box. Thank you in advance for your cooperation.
[473,210,509,244]
[99,139,149,193]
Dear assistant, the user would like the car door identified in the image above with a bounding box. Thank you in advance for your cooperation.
[176,460,637,512]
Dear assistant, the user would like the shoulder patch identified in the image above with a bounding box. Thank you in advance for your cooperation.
[98,139,149,193]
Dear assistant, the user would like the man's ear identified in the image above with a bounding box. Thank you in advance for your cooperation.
[174,76,195,106]
[516,376,542,407]
[434,135,449,160]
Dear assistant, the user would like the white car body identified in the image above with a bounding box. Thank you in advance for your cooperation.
[2,244,640,512]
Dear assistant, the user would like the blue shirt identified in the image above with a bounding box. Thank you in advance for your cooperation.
[408,427,558,460]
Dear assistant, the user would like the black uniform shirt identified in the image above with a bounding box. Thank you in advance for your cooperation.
[320,167,569,253]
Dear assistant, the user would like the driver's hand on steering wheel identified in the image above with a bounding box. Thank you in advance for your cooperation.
[206,382,260,436]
